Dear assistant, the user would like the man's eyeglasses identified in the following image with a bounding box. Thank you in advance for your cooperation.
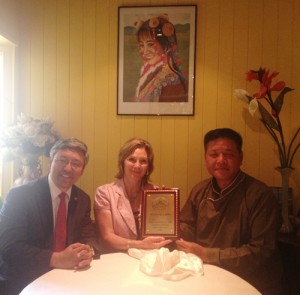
[54,156,84,170]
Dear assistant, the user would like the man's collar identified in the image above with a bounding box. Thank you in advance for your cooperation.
[48,175,71,200]
[211,170,245,199]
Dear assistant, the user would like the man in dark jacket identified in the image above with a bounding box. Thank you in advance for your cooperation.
[0,138,101,295]
[176,128,282,295]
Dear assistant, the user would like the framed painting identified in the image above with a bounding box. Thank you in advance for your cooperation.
[141,188,180,239]
[117,5,196,115]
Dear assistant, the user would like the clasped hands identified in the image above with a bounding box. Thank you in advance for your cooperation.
[50,243,94,270]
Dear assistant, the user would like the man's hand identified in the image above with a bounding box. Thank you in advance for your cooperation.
[176,239,208,262]
[50,243,94,270]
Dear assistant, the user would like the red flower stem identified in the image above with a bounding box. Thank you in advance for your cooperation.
[266,91,288,166]
[262,120,286,167]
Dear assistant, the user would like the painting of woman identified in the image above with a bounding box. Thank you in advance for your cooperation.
[133,14,188,103]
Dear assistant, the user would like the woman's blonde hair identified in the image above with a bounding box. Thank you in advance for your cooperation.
[115,137,154,184]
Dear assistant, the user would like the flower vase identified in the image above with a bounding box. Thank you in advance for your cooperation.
[14,154,42,186]
[276,167,294,233]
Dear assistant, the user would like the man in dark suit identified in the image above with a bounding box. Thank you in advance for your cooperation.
[0,138,101,295]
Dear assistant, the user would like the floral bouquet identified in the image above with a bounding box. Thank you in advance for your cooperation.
[0,113,59,161]
[234,67,299,169]
[234,67,299,232]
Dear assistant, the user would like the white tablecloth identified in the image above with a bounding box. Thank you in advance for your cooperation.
[20,252,261,295]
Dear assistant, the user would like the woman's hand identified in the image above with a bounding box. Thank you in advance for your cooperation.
[140,236,172,249]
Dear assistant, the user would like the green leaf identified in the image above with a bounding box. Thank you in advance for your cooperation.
[258,101,279,131]
[287,127,300,167]
[273,87,294,115]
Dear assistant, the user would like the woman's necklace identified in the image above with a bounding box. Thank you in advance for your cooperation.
[127,189,140,204]
[126,191,137,203]
[123,180,142,205]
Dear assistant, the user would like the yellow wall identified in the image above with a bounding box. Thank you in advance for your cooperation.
[1,0,300,212]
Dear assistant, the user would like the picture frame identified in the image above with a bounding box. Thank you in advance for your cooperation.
[117,5,196,115]
[141,188,180,239]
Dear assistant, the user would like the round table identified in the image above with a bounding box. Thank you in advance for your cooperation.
[20,252,261,295]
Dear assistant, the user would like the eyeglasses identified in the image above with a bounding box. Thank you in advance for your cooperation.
[54,156,84,170]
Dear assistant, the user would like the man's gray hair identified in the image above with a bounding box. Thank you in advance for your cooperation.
[50,137,89,165]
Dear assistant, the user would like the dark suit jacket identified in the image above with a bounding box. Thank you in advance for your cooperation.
[0,176,101,295]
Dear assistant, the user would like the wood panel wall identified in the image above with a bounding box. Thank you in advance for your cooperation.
[1,0,300,212]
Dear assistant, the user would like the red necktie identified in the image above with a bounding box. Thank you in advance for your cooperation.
[54,192,67,252]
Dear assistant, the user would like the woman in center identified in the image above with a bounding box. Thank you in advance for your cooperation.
[94,138,172,253]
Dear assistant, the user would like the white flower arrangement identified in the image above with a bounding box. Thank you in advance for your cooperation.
[0,113,59,161]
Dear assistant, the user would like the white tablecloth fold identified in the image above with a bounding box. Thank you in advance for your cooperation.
[128,247,204,281]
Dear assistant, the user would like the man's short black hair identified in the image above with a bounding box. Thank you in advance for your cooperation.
[204,128,243,151]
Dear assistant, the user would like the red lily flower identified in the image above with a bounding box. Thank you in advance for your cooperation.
[270,81,285,92]
[262,70,279,88]
[245,70,258,82]
[254,83,268,99]
[252,68,286,99]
